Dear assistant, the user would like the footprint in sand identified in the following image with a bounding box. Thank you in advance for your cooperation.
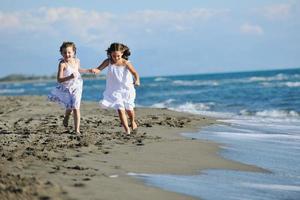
[73,182,85,187]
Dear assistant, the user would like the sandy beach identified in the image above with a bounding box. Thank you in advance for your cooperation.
[0,96,266,200]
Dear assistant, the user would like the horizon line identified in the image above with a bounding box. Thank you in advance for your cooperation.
[1,66,299,80]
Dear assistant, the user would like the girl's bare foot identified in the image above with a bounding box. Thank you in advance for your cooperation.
[63,115,69,127]
[131,121,138,131]
[75,131,82,135]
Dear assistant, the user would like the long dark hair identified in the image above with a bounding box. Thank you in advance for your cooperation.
[106,43,131,60]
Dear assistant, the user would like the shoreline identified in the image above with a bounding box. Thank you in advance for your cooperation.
[0,96,266,200]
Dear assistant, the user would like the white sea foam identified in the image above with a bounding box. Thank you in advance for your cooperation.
[109,174,119,178]
[223,73,300,85]
[150,101,236,118]
[146,83,160,87]
[220,73,299,86]
[171,102,234,118]
[261,81,300,88]
[220,119,300,137]
[208,130,300,140]
[151,100,300,123]
[127,172,148,176]
[168,73,300,87]
[151,100,211,112]
[172,80,219,86]
[255,109,299,118]
[248,73,289,82]
[0,89,25,94]
[33,82,47,86]
[150,100,231,118]
[240,109,300,119]
[154,77,169,82]
[283,82,300,87]
[173,102,211,111]
[151,99,175,108]
[260,82,272,87]
[242,183,300,192]
[149,89,203,97]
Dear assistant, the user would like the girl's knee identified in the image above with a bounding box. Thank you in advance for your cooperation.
[117,109,126,114]
[126,109,135,115]
[73,109,80,113]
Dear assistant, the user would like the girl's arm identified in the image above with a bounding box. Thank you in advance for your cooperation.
[57,62,74,83]
[126,61,140,86]
[91,59,110,74]
[76,59,93,74]
[79,68,93,73]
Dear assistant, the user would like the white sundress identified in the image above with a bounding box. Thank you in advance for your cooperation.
[100,62,136,110]
[48,60,83,109]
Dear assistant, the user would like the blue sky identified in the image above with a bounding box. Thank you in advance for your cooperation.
[0,0,299,77]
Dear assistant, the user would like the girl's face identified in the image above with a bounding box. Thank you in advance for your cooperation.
[61,46,75,61]
[110,51,123,62]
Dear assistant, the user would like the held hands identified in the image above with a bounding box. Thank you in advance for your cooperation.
[91,68,101,74]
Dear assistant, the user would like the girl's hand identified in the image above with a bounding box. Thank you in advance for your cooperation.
[70,72,78,79]
[91,68,100,74]
[134,80,140,86]
[70,73,75,79]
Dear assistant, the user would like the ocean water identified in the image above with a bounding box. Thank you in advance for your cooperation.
[1,68,300,199]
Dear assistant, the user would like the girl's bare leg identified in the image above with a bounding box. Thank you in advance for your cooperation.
[118,109,130,134]
[126,109,137,130]
[63,109,72,127]
[73,109,81,133]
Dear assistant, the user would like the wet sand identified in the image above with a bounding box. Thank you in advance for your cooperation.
[0,96,265,200]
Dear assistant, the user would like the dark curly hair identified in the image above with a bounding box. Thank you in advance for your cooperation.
[106,43,131,60]
[60,41,77,55]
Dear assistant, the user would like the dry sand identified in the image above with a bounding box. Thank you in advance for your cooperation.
[0,96,266,200]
